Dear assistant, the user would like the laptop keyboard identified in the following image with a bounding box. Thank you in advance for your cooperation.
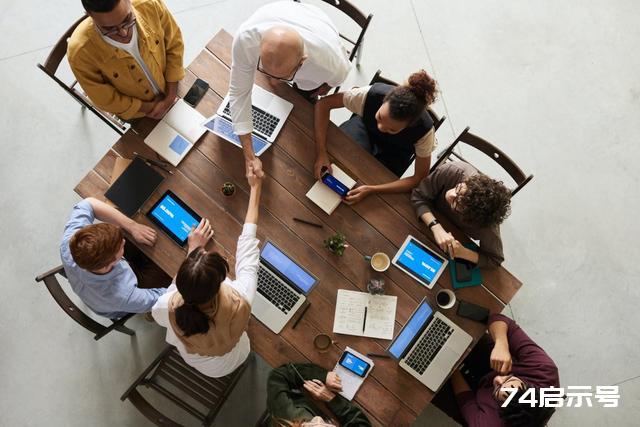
[405,317,454,375]
[223,103,280,137]
[257,266,300,314]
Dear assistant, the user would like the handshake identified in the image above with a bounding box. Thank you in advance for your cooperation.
[246,158,264,187]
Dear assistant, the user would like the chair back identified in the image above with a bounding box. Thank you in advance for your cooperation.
[369,69,446,131]
[35,265,135,340]
[430,126,534,197]
[37,15,127,135]
[121,346,248,426]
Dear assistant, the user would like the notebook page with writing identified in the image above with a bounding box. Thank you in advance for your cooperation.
[333,290,396,340]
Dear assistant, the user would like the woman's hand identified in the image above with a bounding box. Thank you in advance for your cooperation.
[344,185,373,205]
[325,372,343,392]
[303,379,336,402]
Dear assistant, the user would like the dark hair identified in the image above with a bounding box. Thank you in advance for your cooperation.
[384,70,438,124]
[70,223,123,271]
[175,248,229,337]
[457,174,512,228]
[81,0,120,13]
[499,388,556,427]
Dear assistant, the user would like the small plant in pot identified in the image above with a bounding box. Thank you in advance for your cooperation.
[324,232,348,256]
[221,182,235,197]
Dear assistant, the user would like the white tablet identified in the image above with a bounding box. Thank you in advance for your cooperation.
[392,235,448,289]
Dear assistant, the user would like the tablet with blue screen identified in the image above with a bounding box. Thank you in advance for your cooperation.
[147,190,202,246]
[392,235,448,289]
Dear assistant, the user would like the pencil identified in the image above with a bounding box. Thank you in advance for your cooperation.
[133,152,174,174]
[291,302,311,329]
[293,217,323,228]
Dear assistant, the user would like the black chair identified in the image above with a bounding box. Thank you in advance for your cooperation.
[369,69,446,131]
[121,346,248,426]
[430,126,534,197]
[37,15,128,135]
[35,265,135,340]
[294,0,372,68]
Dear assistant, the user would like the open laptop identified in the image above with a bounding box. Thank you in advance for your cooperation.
[387,298,472,391]
[252,241,318,334]
[392,235,448,289]
[203,85,293,156]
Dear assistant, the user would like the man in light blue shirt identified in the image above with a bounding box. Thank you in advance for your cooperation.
[60,197,170,319]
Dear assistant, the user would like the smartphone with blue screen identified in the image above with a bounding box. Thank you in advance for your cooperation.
[321,170,349,197]
[339,351,371,378]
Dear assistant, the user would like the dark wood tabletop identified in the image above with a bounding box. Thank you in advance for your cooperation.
[74,29,522,426]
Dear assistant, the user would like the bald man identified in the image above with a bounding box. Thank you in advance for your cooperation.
[230,1,352,177]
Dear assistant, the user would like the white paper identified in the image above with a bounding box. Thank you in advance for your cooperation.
[333,347,374,401]
[163,99,206,144]
[333,289,397,340]
[306,164,356,215]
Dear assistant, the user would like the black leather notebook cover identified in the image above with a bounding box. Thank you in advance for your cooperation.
[105,157,165,217]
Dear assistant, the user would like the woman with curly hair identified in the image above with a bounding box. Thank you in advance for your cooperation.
[314,70,439,204]
[411,161,512,267]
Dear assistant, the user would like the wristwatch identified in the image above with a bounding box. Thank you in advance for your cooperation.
[426,219,439,229]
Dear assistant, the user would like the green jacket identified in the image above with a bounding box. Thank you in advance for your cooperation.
[267,363,372,427]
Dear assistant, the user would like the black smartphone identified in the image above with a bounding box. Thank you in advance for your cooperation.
[184,78,209,107]
[321,169,349,197]
[457,300,490,324]
[455,259,473,282]
[339,351,371,378]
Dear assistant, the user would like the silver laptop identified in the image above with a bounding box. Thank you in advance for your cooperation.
[387,298,472,391]
[252,241,318,334]
[392,235,449,290]
[203,85,293,156]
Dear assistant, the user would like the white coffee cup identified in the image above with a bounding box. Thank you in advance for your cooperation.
[369,252,390,272]
[436,289,456,309]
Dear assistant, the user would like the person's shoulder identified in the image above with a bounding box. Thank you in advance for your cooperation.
[67,18,95,60]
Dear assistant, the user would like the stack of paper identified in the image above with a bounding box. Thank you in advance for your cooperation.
[144,100,206,166]
[333,289,397,340]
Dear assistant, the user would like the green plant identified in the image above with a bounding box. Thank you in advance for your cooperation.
[324,232,347,256]
[221,182,235,196]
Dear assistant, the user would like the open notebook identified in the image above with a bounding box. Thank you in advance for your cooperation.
[306,164,356,215]
[144,100,206,166]
[333,289,397,340]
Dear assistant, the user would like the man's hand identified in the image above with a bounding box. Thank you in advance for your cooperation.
[187,218,214,254]
[303,379,336,402]
[246,157,264,179]
[314,152,332,179]
[325,372,343,392]
[129,223,157,246]
[490,340,513,374]
[147,95,176,119]
[432,225,455,254]
[344,185,373,205]
[247,160,264,188]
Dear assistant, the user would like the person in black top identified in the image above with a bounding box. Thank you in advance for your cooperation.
[314,70,439,204]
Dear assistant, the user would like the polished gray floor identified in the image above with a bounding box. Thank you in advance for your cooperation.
[1,0,638,425]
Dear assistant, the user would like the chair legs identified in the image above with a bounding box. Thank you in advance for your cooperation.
[356,40,364,68]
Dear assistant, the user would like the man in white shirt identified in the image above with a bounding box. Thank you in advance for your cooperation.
[229,1,352,177]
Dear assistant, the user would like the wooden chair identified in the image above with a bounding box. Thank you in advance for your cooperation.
[369,69,446,131]
[294,0,372,68]
[37,15,128,135]
[430,126,534,197]
[35,265,135,340]
[121,346,248,426]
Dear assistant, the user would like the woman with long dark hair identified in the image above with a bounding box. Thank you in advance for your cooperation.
[152,167,263,377]
[314,70,439,204]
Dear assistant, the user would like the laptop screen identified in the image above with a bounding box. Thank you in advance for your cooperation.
[261,242,316,293]
[388,299,434,359]
[395,238,445,286]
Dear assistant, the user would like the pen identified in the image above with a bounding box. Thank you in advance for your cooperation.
[362,306,367,333]
[293,217,323,228]
[291,302,311,330]
[366,353,391,359]
[133,152,174,175]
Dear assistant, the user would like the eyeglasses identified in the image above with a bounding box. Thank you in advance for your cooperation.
[97,12,137,37]
[256,56,303,83]
[451,183,466,211]
[493,375,526,401]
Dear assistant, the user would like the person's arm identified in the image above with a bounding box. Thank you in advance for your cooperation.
[84,197,156,246]
[155,0,185,84]
[147,81,178,119]
[303,378,371,427]
[344,155,431,204]
[489,317,512,374]
[267,364,328,422]
[475,226,504,268]
[313,92,345,178]
[119,286,166,314]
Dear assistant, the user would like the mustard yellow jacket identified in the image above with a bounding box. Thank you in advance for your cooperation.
[67,0,185,120]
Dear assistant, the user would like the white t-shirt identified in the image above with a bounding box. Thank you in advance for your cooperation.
[229,1,352,135]
[100,25,162,96]
[152,224,260,378]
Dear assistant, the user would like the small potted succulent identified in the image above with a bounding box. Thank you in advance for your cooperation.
[324,232,348,256]
[221,182,235,197]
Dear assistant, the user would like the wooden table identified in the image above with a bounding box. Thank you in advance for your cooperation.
[75,30,522,426]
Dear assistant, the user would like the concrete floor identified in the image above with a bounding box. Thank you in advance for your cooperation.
[1,0,638,425]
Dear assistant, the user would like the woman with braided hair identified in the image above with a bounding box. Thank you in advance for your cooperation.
[314,70,440,204]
